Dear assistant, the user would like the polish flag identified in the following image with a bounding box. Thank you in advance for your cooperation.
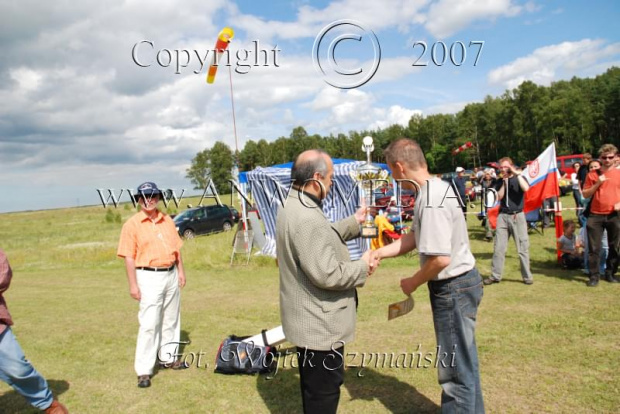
[488,143,560,235]
[522,142,560,213]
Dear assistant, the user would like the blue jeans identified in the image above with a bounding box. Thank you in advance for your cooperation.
[578,198,589,228]
[0,328,53,410]
[428,268,485,414]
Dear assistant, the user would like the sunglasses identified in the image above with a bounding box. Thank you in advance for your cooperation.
[600,155,616,160]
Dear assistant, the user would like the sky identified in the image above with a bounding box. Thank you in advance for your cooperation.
[1,0,619,213]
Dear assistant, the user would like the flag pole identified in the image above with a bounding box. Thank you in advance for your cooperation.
[552,143,563,263]
[228,65,246,230]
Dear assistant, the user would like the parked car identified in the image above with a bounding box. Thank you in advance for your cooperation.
[441,172,455,181]
[229,206,241,222]
[173,204,236,238]
[557,154,584,176]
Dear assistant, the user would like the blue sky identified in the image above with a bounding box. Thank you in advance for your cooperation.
[1,0,619,212]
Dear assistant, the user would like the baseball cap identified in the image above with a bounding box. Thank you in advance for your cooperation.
[455,167,465,173]
[134,181,162,198]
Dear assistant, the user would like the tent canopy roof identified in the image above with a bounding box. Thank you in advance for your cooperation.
[239,158,390,183]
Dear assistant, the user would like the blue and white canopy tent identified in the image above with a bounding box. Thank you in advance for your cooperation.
[238,159,390,260]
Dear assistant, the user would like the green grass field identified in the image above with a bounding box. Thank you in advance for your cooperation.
[1,196,618,413]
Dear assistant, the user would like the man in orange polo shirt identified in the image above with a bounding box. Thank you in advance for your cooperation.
[583,144,620,287]
[117,182,188,388]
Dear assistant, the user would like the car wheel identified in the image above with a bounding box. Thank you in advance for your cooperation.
[222,221,232,232]
[183,229,195,239]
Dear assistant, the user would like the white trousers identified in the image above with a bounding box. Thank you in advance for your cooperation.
[134,268,181,376]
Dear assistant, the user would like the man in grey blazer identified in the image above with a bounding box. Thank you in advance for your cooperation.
[276,149,376,414]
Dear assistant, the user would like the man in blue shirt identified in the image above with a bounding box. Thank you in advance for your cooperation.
[453,167,468,215]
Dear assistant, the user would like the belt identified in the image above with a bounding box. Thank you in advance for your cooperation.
[136,265,176,272]
[500,210,522,215]
[590,211,618,218]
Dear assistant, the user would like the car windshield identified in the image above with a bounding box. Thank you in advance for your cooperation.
[174,210,193,222]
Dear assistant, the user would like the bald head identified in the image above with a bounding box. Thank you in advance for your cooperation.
[291,150,331,185]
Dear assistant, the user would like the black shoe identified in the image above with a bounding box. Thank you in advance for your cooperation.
[483,277,500,285]
[586,277,599,287]
[523,279,534,285]
[138,375,151,388]
[604,274,620,283]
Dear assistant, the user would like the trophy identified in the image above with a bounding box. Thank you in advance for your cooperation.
[350,136,389,239]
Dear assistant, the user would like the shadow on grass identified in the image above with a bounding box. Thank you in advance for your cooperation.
[179,329,191,355]
[154,329,192,376]
[468,223,493,242]
[255,348,438,414]
[526,250,595,284]
[344,368,439,413]
[256,364,302,414]
[0,379,70,414]
[532,262,591,284]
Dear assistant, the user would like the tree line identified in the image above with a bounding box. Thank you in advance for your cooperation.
[187,67,620,193]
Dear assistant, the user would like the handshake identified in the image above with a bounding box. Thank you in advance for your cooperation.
[361,250,381,276]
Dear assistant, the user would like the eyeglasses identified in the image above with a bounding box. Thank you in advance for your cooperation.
[600,155,616,160]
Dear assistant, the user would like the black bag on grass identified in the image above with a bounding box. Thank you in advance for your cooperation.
[214,332,275,375]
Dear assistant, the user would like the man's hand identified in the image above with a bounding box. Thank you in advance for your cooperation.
[178,271,186,288]
[598,174,607,184]
[615,201,620,212]
[354,198,368,224]
[361,250,380,275]
[510,165,521,176]
[370,250,381,268]
[129,286,141,301]
[400,276,417,296]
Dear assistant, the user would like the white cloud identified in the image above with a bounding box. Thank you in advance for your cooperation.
[372,57,424,83]
[425,0,522,38]
[232,0,428,42]
[488,39,620,89]
[369,105,422,130]
[308,88,375,126]
[9,67,43,92]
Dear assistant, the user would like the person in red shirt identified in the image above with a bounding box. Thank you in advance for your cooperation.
[0,250,69,413]
[582,144,620,286]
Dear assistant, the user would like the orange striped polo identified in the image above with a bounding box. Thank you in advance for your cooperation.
[117,210,183,267]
